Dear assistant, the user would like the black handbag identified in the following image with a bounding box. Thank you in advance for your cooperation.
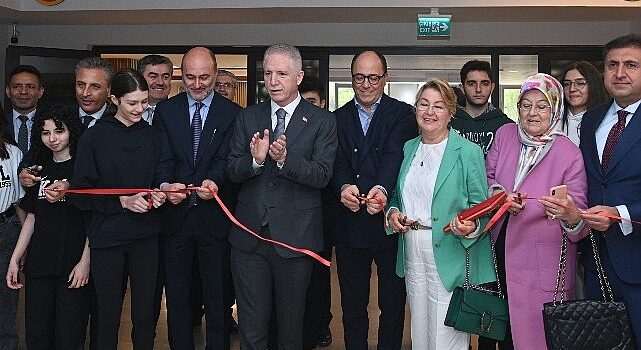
[542,229,636,350]
[444,236,509,341]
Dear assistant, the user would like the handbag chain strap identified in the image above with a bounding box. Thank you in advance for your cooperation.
[552,231,569,305]
[589,228,615,302]
[552,228,614,305]
[464,231,504,298]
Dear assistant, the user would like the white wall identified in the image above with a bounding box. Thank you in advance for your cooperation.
[8,21,632,49]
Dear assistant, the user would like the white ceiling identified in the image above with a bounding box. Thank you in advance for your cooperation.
[0,5,638,25]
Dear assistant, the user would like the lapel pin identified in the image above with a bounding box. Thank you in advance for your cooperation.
[302,116,308,123]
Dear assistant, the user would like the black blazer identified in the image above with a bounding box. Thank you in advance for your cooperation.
[155,92,240,238]
[227,99,337,258]
[331,94,417,250]
[580,100,641,283]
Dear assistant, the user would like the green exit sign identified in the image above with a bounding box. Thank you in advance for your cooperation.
[417,15,452,39]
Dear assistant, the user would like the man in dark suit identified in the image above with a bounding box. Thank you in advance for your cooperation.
[19,56,113,186]
[331,50,417,349]
[154,46,240,350]
[579,33,641,349]
[227,43,337,350]
[5,65,44,153]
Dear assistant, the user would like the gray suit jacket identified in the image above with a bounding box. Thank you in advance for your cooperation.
[227,99,337,258]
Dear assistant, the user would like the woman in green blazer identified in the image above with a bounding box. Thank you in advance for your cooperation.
[386,79,496,350]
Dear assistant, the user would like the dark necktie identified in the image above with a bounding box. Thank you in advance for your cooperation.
[602,109,629,171]
[17,115,28,154]
[82,115,94,129]
[274,108,286,139]
[189,102,203,206]
[191,102,203,164]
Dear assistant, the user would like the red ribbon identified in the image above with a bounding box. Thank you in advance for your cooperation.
[443,191,508,233]
[55,187,331,266]
[483,195,641,233]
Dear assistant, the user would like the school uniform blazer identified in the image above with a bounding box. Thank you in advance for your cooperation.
[154,91,240,237]
[580,100,641,283]
[487,123,588,350]
[331,94,417,251]
[386,129,496,291]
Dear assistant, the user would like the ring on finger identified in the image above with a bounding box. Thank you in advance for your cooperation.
[551,214,556,220]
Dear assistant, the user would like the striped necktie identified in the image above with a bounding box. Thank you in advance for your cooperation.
[191,102,203,164]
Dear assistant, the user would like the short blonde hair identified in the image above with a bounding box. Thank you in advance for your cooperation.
[415,79,457,116]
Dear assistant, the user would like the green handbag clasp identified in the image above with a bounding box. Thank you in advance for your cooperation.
[479,311,494,333]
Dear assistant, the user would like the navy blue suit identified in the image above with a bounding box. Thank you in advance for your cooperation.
[580,100,641,348]
[155,91,240,350]
[331,94,417,349]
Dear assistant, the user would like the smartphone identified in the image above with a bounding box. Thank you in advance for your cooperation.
[550,185,568,199]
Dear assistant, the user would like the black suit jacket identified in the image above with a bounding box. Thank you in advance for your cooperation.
[155,92,240,238]
[331,94,417,250]
[227,99,337,258]
[580,100,641,283]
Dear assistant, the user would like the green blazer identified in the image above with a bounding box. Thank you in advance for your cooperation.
[387,129,496,291]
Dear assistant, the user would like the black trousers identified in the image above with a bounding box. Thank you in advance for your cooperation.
[164,210,231,350]
[91,236,159,350]
[302,245,334,350]
[232,227,313,350]
[24,274,90,350]
[335,244,406,350]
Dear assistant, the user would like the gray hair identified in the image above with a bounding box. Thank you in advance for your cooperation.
[263,44,302,72]
[75,57,115,85]
[217,69,238,85]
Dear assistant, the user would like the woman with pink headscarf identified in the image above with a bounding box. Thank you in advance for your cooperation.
[484,73,589,349]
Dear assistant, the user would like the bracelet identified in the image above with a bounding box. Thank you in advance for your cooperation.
[564,220,580,229]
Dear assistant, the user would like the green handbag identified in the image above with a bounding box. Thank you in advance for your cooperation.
[444,239,509,341]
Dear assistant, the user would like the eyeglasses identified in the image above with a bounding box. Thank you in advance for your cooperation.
[518,103,551,113]
[562,79,587,90]
[352,74,385,85]
[416,103,448,114]
[215,82,235,89]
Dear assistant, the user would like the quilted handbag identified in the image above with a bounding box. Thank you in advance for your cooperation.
[542,230,635,350]
[445,236,509,341]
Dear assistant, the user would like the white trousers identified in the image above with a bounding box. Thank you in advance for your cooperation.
[404,229,469,350]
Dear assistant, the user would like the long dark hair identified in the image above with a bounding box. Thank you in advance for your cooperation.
[30,104,84,165]
[561,61,608,130]
[104,68,149,117]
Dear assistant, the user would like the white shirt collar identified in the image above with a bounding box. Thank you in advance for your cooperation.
[610,99,641,117]
[271,93,302,118]
[79,103,107,119]
[12,109,36,121]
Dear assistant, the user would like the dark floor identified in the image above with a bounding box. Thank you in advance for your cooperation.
[16,249,482,349]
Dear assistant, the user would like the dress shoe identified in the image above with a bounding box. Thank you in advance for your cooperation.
[317,328,332,347]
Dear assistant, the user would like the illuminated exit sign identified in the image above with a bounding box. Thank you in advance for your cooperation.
[417,15,452,39]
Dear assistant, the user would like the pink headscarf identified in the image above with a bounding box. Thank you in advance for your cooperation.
[513,73,565,191]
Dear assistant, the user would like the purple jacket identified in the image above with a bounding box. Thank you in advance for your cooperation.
[486,123,588,350]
